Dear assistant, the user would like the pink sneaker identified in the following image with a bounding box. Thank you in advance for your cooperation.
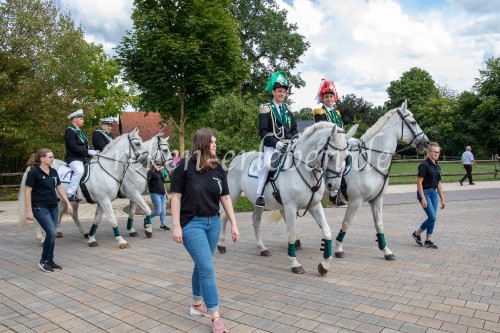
[189,302,210,317]
[212,318,228,333]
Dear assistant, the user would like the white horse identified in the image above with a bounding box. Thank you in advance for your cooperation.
[119,134,175,238]
[332,101,430,260]
[217,123,356,275]
[19,129,149,248]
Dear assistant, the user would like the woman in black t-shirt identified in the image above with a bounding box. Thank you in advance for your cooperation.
[25,149,73,272]
[171,128,239,333]
[411,142,446,249]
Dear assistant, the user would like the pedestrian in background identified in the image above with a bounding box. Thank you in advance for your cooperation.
[412,142,445,249]
[147,162,170,230]
[459,145,477,186]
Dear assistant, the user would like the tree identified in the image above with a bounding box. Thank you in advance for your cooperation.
[116,0,248,152]
[385,67,440,114]
[0,0,131,171]
[231,0,309,97]
[335,94,375,135]
[294,107,313,120]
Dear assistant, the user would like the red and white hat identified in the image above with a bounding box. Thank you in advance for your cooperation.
[315,78,339,104]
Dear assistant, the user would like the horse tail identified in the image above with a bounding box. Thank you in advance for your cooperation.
[18,167,31,227]
[267,210,283,225]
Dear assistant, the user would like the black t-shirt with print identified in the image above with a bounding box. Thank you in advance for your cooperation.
[25,166,61,208]
[417,158,442,189]
[170,158,229,227]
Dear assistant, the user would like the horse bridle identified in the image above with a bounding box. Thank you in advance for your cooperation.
[153,135,174,168]
[352,107,427,199]
[290,135,349,217]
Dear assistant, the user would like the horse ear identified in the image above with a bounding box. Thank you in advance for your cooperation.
[330,124,338,136]
[346,124,358,140]
[401,99,408,111]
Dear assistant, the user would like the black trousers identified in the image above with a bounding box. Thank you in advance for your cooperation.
[460,164,473,184]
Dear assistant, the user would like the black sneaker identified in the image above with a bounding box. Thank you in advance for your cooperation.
[412,232,422,246]
[48,260,62,270]
[38,260,54,273]
[469,183,476,185]
[255,196,265,207]
[160,225,170,231]
[334,196,345,207]
[424,240,438,249]
[67,194,81,202]
[459,180,463,186]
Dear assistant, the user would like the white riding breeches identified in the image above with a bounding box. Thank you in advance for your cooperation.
[67,160,84,196]
[256,146,278,196]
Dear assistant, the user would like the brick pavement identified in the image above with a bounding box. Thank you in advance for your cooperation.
[0,182,499,332]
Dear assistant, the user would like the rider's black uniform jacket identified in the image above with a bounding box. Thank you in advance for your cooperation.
[258,102,298,148]
[64,127,90,164]
[92,129,113,152]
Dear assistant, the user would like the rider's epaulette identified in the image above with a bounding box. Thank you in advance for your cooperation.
[259,104,271,114]
[314,108,325,115]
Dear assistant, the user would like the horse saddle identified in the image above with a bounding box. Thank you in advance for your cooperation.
[57,163,95,203]
[57,163,91,184]
[248,150,287,181]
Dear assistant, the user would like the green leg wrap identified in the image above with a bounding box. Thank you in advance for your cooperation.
[127,218,134,230]
[89,224,98,237]
[113,226,121,238]
[321,239,332,259]
[143,215,152,228]
[336,229,346,242]
[288,243,296,257]
[376,233,386,250]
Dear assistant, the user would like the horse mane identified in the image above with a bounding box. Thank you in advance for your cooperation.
[301,122,336,141]
[361,107,399,141]
[100,132,132,153]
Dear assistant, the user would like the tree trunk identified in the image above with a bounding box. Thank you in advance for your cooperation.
[178,93,186,155]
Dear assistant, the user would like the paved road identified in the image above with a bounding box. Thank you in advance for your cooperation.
[0,182,499,332]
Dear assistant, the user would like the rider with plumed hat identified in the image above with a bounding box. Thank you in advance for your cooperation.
[255,71,298,207]
[314,78,344,128]
[64,109,98,202]
[92,117,114,152]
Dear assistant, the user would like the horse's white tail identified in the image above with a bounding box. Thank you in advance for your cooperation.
[18,167,30,227]
[267,210,283,225]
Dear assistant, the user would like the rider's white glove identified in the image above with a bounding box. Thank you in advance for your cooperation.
[347,138,359,147]
[275,141,285,150]
[88,149,98,156]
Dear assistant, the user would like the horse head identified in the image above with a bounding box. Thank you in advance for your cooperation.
[127,128,149,167]
[149,134,175,171]
[322,125,350,191]
[397,100,430,153]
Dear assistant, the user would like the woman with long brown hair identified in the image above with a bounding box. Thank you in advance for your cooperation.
[171,128,239,333]
[25,149,73,272]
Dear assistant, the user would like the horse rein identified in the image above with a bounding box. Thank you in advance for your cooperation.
[288,135,349,217]
[351,107,426,200]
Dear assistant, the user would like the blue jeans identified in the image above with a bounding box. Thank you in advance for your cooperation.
[33,206,58,261]
[182,216,221,313]
[150,193,166,226]
[417,189,438,235]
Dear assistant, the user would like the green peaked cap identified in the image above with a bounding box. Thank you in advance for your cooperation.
[264,71,288,94]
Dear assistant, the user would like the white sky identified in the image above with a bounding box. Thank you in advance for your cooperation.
[63,0,500,110]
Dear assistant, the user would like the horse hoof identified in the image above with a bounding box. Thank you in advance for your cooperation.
[318,264,328,276]
[335,252,345,258]
[145,231,152,238]
[56,232,63,238]
[84,233,89,239]
[292,266,305,274]
[260,250,271,257]
[295,239,302,250]
[88,241,98,247]
[129,232,138,237]
[217,245,226,254]
[385,254,396,261]
[119,243,129,249]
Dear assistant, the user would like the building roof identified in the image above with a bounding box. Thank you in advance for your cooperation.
[118,112,173,141]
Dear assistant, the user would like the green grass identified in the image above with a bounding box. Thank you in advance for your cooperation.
[389,160,499,184]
